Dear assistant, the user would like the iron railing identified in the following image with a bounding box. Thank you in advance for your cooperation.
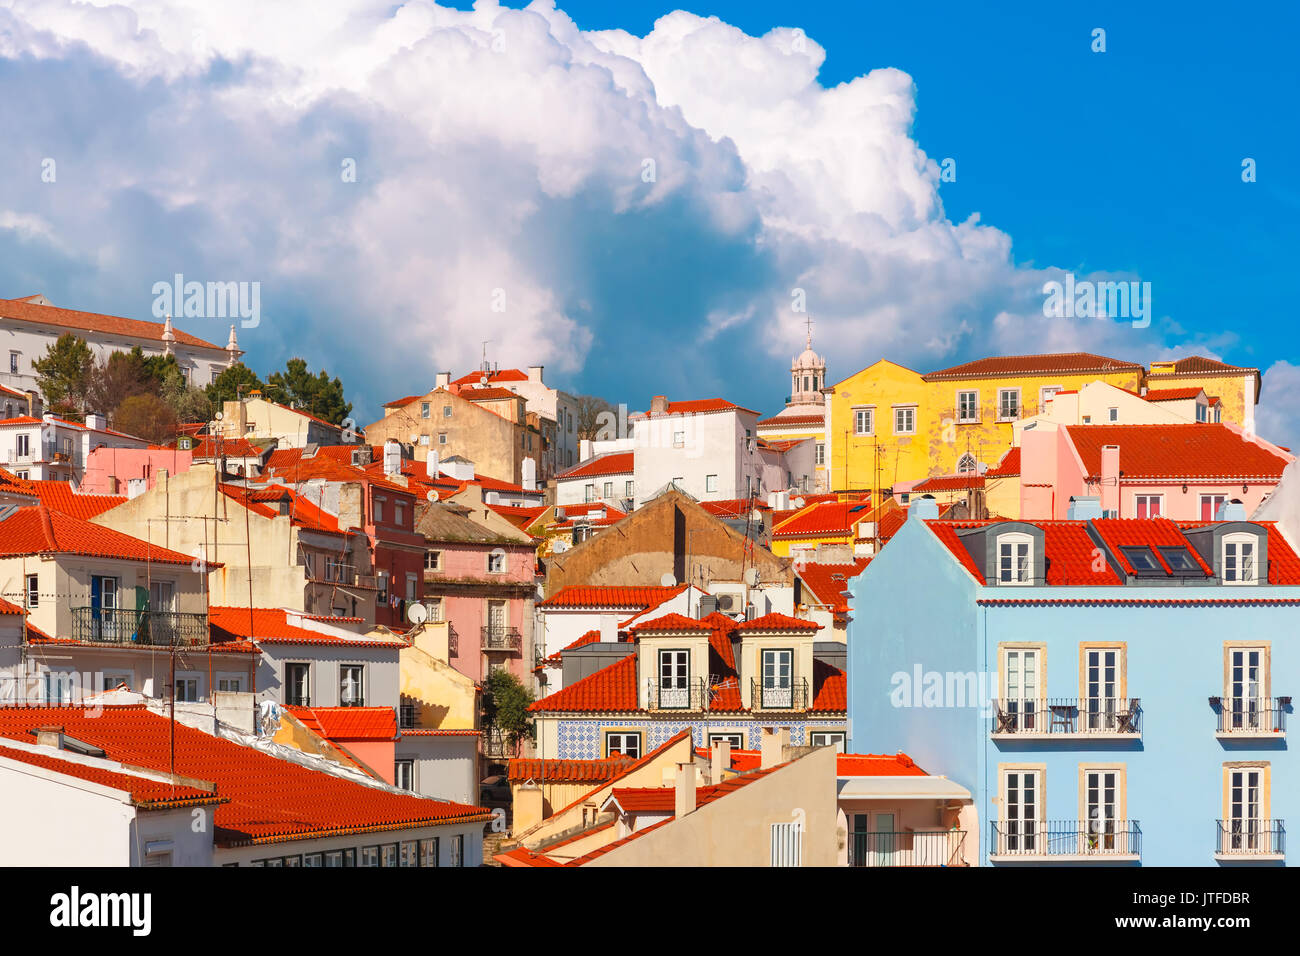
[1212,697,1289,735]
[849,830,966,867]
[70,608,209,647]
[482,730,513,758]
[482,626,522,652]
[751,677,809,711]
[1216,819,1285,856]
[646,677,707,711]
[990,820,1141,858]
[991,698,1142,735]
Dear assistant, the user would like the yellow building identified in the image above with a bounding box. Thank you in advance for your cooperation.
[826,352,1154,491]
[1145,356,1260,436]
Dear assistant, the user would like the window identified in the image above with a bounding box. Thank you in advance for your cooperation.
[373,497,385,522]
[149,580,175,612]
[103,673,132,693]
[395,501,405,526]
[1197,403,1208,423]
[584,484,595,502]
[997,389,1020,421]
[998,767,1042,853]
[1200,494,1228,522]
[419,435,429,446]
[1000,647,1042,731]
[405,573,418,601]
[759,649,794,708]
[1159,547,1198,572]
[1108,407,1119,422]
[603,480,613,498]
[16,434,29,458]
[340,665,364,706]
[1081,646,1124,731]
[8,352,18,373]
[1040,386,1062,408]
[997,533,1033,585]
[957,390,978,423]
[808,731,846,752]
[673,430,685,448]
[1225,646,1268,732]
[893,406,916,435]
[285,663,310,706]
[658,649,690,708]
[1134,495,1162,519]
[25,574,37,609]
[1222,765,1270,853]
[706,474,718,493]
[443,405,452,418]
[707,732,745,749]
[399,840,418,867]
[815,442,825,466]
[175,677,199,702]
[438,433,447,445]
[450,834,464,868]
[605,731,641,759]
[360,846,380,867]
[1223,533,1258,584]
[853,407,874,436]
[425,550,441,571]
[421,402,430,418]
[1081,766,1125,850]
[625,480,634,498]
[217,676,242,693]
[395,759,415,791]
[425,597,443,623]
[957,453,977,474]
[487,552,506,573]
[1121,546,1161,572]
[420,837,440,867]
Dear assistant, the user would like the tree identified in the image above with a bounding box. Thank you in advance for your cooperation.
[158,367,212,425]
[206,362,263,408]
[33,334,94,415]
[113,393,177,443]
[266,358,351,425]
[574,394,615,440]
[141,352,184,392]
[481,669,535,755]
[88,348,154,415]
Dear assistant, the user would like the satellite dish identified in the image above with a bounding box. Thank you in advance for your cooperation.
[745,567,760,587]
[660,572,677,587]
[406,603,428,625]
[427,490,437,501]
[214,411,224,421]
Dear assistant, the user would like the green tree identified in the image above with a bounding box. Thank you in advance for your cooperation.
[158,367,212,425]
[33,333,94,414]
[89,348,154,415]
[206,362,264,408]
[266,358,352,425]
[113,393,177,443]
[482,670,536,755]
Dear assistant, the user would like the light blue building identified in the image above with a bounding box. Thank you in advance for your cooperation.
[849,495,1299,865]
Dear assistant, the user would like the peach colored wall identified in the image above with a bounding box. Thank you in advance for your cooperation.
[1098,482,1278,521]
[342,740,397,784]
[81,447,193,493]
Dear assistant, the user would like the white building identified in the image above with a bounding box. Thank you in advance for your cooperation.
[0,293,242,397]
[444,364,580,474]
[0,411,150,483]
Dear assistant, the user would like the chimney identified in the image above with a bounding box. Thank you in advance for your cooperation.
[383,439,402,476]
[650,395,669,417]
[910,495,939,521]
[25,390,41,417]
[338,483,364,531]
[527,365,544,383]
[598,613,618,643]
[426,451,440,480]
[710,739,731,783]
[674,762,697,817]
[35,726,65,750]
[1100,445,1120,517]
[85,412,106,432]
[522,457,537,492]
[435,372,450,390]
[760,727,790,769]
[1067,495,1103,521]
[1217,498,1248,521]
[579,439,592,461]
[514,782,543,832]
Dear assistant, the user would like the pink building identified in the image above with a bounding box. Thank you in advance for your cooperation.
[1021,422,1292,521]
[81,446,193,494]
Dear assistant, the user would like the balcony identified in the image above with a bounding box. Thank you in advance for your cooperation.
[1212,697,1289,739]
[849,830,967,867]
[646,677,707,711]
[482,626,522,653]
[991,698,1141,739]
[751,677,809,712]
[482,729,513,758]
[1215,820,1285,861]
[989,820,1142,862]
[70,608,209,647]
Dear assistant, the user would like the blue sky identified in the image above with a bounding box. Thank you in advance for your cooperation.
[1,1,1297,438]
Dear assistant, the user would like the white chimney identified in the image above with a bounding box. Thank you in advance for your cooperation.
[760,727,790,769]
[383,439,402,476]
[598,613,617,643]
[674,762,697,818]
[522,457,537,492]
[527,365,544,383]
[579,439,593,461]
[435,372,450,390]
[85,412,107,431]
[426,451,440,480]
[710,739,731,784]
[485,490,500,505]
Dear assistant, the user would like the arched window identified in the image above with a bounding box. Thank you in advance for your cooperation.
[996,532,1034,585]
[1222,533,1259,585]
[957,453,978,474]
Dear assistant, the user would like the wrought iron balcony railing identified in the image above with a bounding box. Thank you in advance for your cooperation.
[1216,819,1285,857]
[70,608,209,647]
[750,677,809,711]
[1212,696,1289,735]
[481,626,522,652]
[990,820,1142,858]
[991,698,1142,736]
[849,830,967,867]
[482,730,513,758]
[646,677,707,711]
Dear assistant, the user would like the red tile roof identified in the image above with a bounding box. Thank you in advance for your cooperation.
[627,613,712,633]
[923,352,1142,381]
[0,505,199,564]
[209,608,407,648]
[1143,387,1205,402]
[836,753,928,776]
[0,742,225,809]
[459,387,522,402]
[187,437,265,458]
[700,498,772,518]
[772,499,873,538]
[528,653,638,713]
[0,705,488,845]
[1064,424,1289,481]
[287,706,398,742]
[1091,518,1214,577]
[1148,355,1259,376]
[0,466,39,498]
[985,447,1021,478]
[913,474,985,492]
[733,612,822,632]
[811,659,846,711]
[798,560,870,614]
[558,452,635,481]
[27,482,125,519]
[631,398,760,418]
[508,755,635,783]
[0,296,226,350]
[451,368,530,386]
[539,584,687,609]
[757,412,826,428]
[219,484,342,533]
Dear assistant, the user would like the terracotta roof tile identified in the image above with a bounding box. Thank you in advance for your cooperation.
[1142,387,1205,402]
[923,351,1142,381]
[0,505,199,564]
[539,584,687,609]
[27,482,126,519]
[797,560,870,614]
[286,706,398,741]
[1064,424,1289,480]
[209,608,407,648]
[507,755,635,783]
[913,474,985,492]
[557,452,635,481]
[0,297,225,350]
[985,447,1021,477]
[836,753,928,776]
[529,653,638,713]
[0,743,224,809]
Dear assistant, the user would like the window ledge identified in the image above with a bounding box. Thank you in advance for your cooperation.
[991,731,1141,742]
[990,852,1140,864]
[1215,730,1285,741]
[1214,852,1285,862]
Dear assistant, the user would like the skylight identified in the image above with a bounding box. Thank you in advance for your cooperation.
[1121,546,1161,572]
[1159,547,1200,572]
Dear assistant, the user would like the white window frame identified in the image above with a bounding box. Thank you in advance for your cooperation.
[956,390,979,423]
[1133,494,1163,520]
[25,574,38,609]
[997,388,1021,422]
[808,730,846,752]
[1039,385,1063,408]
[425,550,441,571]
[339,664,365,706]
[853,406,874,436]
[996,533,1034,585]
[395,759,415,791]
[487,552,506,574]
[892,405,917,435]
[706,474,718,493]
[1222,533,1259,585]
[604,731,641,759]
[998,767,1044,854]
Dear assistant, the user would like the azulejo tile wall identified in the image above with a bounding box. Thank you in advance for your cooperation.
[554,718,848,758]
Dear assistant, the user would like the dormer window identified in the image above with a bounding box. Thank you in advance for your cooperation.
[1223,534,1258,585]
[997,533,1034,585]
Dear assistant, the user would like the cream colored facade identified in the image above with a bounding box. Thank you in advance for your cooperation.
[400,622,479,730]
[217,396,343,449]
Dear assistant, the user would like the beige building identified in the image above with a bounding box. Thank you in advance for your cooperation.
[217,395,344,449]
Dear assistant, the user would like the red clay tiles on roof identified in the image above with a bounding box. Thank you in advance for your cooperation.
[557,452,635,480]
[628,613,712,633]
[0,705,487,844]
[188,437,265,458]
[0,743,225,809]
[797,560,870,614]
[1149,355,1258,375]
[733,612,821,631]
[631,398,760,417]
[1091,518,1214,577]
[529,653,638,713]
[0,297,225,349]
[699,498,772,518]
[27,482,125,519]
[772,499,873,538]
[836,753,928,776]
[985,447,1021,477]
[1142,388,1205,402]
[451,368,529,385]
[1064,424,1289,480]
[913,474,985,492]
[458,387,521,402]
[287,706,398,741]
[508,755,635,783]
[0,505,199,564]
[209,608,406,647]
[538,584,687,608]
[757,412,826,427]
[811,659,846,711]
[922,352,1142,380]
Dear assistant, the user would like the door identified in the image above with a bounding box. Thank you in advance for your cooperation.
[761,649,793,708]
[1084,770,1119,851]
[1084,649,1119,731]
[873,812,897,866]
[1002,771,1039,853]
[658,650,689,708]
[487,601,507,644]
[1004,648,1038,731]
[851,813,868,867]
[1228,769,1263,851]
[1228,648,1264,731]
